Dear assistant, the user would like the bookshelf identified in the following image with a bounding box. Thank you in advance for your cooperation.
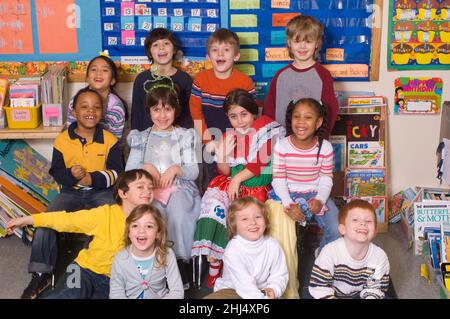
[0,124,62,139]
[422,241,450,299]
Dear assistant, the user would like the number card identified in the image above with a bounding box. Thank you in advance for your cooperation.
[188,18,202,32]
[121,31,136,46]
[171,17,184,32]
[138,16,152,31]
[121,2,134,16]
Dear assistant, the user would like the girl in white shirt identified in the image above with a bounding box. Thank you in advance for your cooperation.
[205,197,288,299]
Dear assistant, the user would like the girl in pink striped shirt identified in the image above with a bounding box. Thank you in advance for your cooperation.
[266,98,340,299]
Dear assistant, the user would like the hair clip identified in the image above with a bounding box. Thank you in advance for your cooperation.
[99,50,110,58]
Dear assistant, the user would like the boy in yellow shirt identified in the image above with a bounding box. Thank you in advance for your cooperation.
[7,169,155,299]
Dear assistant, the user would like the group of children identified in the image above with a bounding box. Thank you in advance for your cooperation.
[6,14,390,300]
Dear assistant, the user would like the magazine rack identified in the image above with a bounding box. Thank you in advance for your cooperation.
[330,101,388,232]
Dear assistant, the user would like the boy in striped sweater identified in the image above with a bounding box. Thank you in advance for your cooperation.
[307,199,390,299]
[189,28,254,192]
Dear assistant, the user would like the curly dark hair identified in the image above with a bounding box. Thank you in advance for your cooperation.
[285,98,328,164]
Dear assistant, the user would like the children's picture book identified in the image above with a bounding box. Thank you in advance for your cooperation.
[414,202,450,255]
[347,96,386,113]
[348,141,384,168]
[331,113,382,142]
[394,77,443,114]
[0,140,59,205]
[330,135,346,172]
[389,187,417,224]
[335,90,375,108]
[345,168,386,197]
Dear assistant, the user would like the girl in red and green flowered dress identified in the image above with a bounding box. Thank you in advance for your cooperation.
[191,89,285,287]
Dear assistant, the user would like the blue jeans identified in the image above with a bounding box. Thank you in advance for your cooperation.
[45,263,110,299]
[268,190,341,250]
[28,188,115,274]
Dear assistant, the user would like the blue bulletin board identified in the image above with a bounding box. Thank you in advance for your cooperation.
[100,0,380,82]
[0,0,381,83]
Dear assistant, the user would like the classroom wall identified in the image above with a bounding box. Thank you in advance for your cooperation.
[28,3,450,196]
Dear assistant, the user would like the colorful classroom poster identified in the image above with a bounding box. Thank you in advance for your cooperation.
[0,0,34,54]
[35,0,78,54]
[394,77,443,114]
[388,0,450,70]
[348,141,385,168]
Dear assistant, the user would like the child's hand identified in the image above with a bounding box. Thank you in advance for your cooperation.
[227,177,241,201]
[285,203,305,223]
[71,165,86,180]
[309,199,323,214]
[142,163,161,188]
[78,172,92,186]
[160,166,181,189]
[261,288,275,299]
[6,216,34,235]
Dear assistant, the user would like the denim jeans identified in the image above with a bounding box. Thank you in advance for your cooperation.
[268,191,341,251]
[28,188,115,274]
[45,263,110,299]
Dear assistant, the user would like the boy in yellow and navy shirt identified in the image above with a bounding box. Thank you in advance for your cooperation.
[22,87,124,299]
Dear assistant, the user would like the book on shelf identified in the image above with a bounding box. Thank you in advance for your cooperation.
[413,202,450,255]
[348,141,384,168]
[345,168,386,197]
[330,135,346,172]
[0,191,34,242]
[440,221,450,290]
[389,187,417,224]
[0,175,46,213]
[0,140,59,205]
[332,113,382,142]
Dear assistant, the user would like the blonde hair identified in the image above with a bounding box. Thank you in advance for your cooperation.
[339,199,378,230]
[226,197,270,240]
[124,204,169,267]
[206,28,240,54]
[286,15,324,60]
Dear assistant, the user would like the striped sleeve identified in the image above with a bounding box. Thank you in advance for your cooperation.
[90,140,124,189]
[309,249,337,299]
[189,80,208,143]
[316,141,334,204]
[271,140,294,207]
[360,249,390,299]
[103,95,126,139]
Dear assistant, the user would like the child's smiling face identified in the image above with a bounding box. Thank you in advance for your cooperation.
[207,41,240,78]
[72,91,103,130]
[87,57,115,92]
[129,213,159,256]
[339,208,377,245]
[150,38,175,67]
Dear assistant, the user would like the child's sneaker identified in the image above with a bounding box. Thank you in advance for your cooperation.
[21,273,52,299]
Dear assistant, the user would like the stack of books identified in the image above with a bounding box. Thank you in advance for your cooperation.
[41,64,67,126]
[0,140,59,243]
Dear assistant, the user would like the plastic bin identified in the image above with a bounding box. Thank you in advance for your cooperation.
[4,104,42,129]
